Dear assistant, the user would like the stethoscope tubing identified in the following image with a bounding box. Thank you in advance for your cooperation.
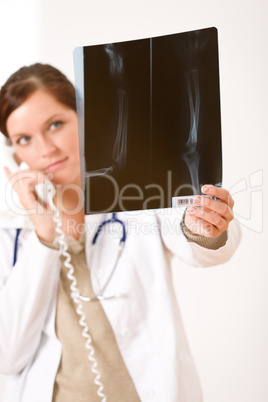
[13,213,126,265]
[92,212,126,245]
[13,228,21,266]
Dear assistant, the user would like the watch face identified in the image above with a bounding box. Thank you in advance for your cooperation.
[74,27,222,214]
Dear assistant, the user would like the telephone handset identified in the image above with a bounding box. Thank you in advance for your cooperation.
[18,162,106,401]
[19,162,56,206]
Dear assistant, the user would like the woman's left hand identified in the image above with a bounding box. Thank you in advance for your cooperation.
[184,185,234,237]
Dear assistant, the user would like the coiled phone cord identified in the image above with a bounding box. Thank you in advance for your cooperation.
[48,197,107,402]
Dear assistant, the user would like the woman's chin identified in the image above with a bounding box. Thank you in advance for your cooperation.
[50,172,81,188]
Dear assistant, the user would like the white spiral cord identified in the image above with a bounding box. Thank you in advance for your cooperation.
[48,198,107,402]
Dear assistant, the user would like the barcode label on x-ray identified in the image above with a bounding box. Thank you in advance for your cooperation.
[172,196,197,208]
[172,195,220,208]
[177,198,194,204]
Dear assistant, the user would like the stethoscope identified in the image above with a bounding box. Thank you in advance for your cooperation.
[13,213,127,301]
[12,211,125,402]
[79,212,127,302]
[92,212,126,245]
[13,228,21,266]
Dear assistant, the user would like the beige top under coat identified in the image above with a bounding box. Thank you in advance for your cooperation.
[52,232,140,402]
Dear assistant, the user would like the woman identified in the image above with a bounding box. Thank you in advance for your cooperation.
[0,63,240,402]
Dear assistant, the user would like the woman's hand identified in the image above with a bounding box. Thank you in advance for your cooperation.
[4,166,57,243]
[184,185,234,237]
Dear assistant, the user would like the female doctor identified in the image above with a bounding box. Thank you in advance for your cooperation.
[0,63,240,402]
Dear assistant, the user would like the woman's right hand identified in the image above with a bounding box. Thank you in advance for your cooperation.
[4,166,57,243]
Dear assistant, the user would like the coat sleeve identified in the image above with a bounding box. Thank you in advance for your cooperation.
[0,228,61,375]
[155,208,242,267]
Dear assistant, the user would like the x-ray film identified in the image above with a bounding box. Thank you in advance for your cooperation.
[73,27,222,214]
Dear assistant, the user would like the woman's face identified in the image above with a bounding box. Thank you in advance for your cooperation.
[6,89,80,186]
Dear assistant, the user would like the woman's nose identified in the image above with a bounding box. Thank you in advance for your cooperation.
[38,135,57,156]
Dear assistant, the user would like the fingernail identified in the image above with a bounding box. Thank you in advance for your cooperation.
[47,173,54,181]
[202,185,210,193]
[189,207,197,214]
[194,196,202,204]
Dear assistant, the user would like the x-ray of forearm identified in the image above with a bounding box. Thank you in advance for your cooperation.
[74,27,222,214]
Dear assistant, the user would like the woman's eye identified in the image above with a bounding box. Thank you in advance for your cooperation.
[17,136,31,145]
[50,121,63,130]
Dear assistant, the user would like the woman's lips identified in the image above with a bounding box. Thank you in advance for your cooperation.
[46,157,68,172]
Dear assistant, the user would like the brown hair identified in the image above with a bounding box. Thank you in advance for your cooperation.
[0,63,76,140]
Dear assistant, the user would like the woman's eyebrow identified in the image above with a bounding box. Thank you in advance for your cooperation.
[44,113,65,125]
[9,113,67,139]
[9,132,28,140]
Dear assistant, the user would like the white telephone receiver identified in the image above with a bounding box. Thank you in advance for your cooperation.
[19,162,56,205]
[18,162,106,400]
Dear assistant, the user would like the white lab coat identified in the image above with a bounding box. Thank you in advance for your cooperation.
[0,209,241,402]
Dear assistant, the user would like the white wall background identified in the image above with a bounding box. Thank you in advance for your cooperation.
[0,0,267,401]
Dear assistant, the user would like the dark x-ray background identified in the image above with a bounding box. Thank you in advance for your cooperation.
[74,27,222,214]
